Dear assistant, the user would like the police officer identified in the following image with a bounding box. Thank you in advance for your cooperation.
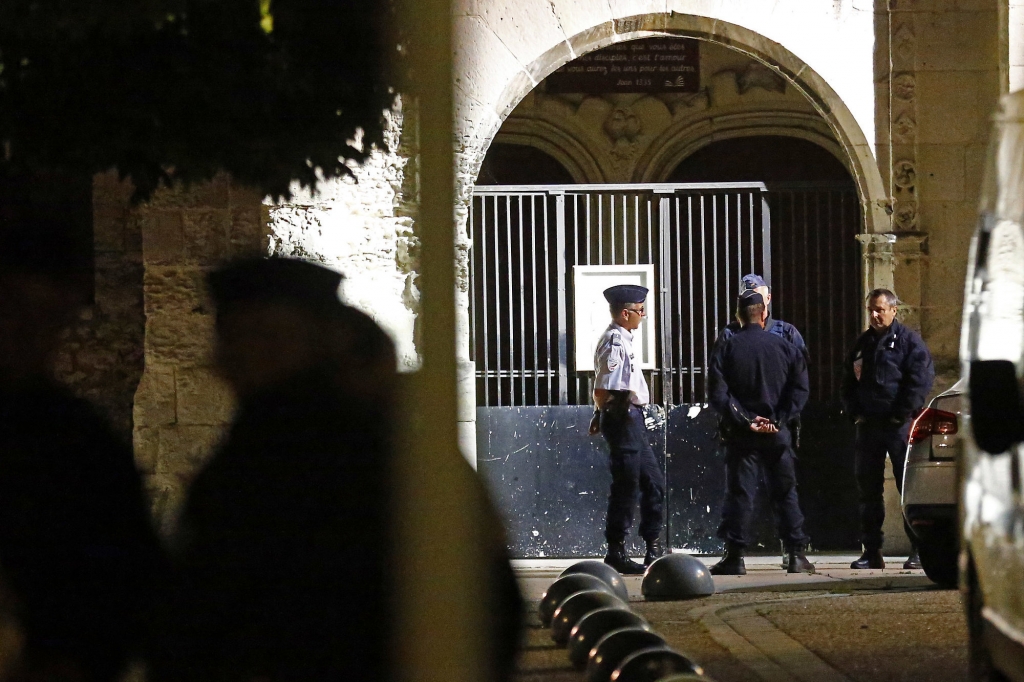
[708,290,814,575]
[715,274,808,445]
[588,284,665,574]
[152,258,523,682]
[841,288,934,570]
[716,274,807,352]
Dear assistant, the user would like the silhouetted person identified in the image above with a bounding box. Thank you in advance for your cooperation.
[0,233,165,682]
[153,257,521,682]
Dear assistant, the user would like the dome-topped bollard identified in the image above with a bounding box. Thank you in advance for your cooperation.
[641,553,715,601]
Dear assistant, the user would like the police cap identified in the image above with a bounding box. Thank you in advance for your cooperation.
[740,273,768,291]
[207,257,344,315]
[737,290,764,307]
[603,284,648,305]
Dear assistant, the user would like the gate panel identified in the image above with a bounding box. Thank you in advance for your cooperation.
[470,182,862,558]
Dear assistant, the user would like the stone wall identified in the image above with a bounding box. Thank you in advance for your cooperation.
[266,104,421,369]
[132,175,265,532]
[54,171,146,441]
[876,0,1001,386]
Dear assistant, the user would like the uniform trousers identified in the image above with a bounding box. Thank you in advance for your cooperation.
[599,405,664,544]
[854,421,913,550]
[718,442,810,549]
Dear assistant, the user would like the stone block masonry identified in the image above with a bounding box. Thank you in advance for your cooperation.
[132,175,264,533]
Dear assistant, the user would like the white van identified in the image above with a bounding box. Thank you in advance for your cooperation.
[960,89,1024,681]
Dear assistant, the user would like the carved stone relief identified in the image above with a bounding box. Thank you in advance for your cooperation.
[892,73,916,101]
[603,107,642,144]
[893,160,916,189]
[892,22,916,66]
[893,113,916,142]
[893,200,918,230]
[737,62,786,95]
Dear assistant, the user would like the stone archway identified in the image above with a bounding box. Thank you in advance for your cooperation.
[452,8,889,463]
[461,14,887,233]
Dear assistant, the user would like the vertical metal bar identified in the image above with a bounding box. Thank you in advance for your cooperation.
[712,194,720,339]
[622,194,629,265]
[761,191,772,289]
[609,193,616,264]
[505,196,514,407]
[643,195,651,264]
[823,188,831,395]
[724,193,731,315]
[576,194,583,404]
[598,194,604,264]
[814,190,822,399]
[772,193,782,320]
[634,194,641,265]
[688,195,696,399]
[543,194,553,405]
[659,195,673,406]
[748,192,755,274]
[802,191,810,344]
[840,190,849,374]
[490,195,500,407]
[556,193,569,406]
[700,195,709,403]
[478,197,488,407]
[530,195,540,405]
[673,197,683,404]
[517,195,527,406]
[736,192,743,281]
[469,198,476,365]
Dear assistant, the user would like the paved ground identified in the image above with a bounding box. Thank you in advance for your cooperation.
[514,555,968,682]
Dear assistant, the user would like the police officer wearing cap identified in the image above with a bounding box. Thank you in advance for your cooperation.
[715,274,808,445]
[841,288,934,571]
[588,284,665,574]
[708,290,815,575]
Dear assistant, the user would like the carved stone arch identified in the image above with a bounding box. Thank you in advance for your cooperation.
[475,14,888,234]
[634,112,849,183]
[490,118,605,184]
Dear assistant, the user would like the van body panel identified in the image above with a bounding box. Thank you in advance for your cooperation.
[960,89,1024,678]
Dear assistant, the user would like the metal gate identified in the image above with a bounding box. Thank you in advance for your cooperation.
[469,183,771,409]
[470,182,863,558]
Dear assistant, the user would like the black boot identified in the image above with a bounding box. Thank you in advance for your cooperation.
[644,536,665,567]
[903,548,922,570]
[709,543,746,576]
[604,541,646,575]
[851,548,885,569]
[787,546,816,574]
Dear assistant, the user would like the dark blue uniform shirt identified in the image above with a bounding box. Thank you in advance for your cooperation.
[840,318,934,421]
[717,317,808,362]
[709,324,810,447]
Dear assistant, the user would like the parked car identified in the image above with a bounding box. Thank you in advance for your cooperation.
[960,88,1024,681]
[902,379,964,588]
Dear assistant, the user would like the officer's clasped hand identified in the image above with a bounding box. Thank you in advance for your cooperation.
[749,416,779,434]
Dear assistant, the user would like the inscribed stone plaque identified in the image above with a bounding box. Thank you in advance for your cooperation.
[545,38,700,94]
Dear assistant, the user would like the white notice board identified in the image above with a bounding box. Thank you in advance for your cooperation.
[573,264,657,372]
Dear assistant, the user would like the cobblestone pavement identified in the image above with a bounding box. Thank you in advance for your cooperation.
[514,556,968,682]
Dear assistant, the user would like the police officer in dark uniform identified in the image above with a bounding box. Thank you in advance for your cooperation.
[708,290,814,575]
[152,257,522,682]
[0,223,167,682]
[588,284,665,574]
[715,274,808,446]
[841,288,934,570]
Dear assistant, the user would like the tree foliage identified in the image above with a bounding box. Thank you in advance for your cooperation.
[0,0,400,201]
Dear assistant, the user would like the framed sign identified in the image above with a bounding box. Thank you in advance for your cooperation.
[573,264,657,372]
[545,38,700,95]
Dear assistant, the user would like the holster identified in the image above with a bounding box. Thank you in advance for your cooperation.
[600,391,632,429]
